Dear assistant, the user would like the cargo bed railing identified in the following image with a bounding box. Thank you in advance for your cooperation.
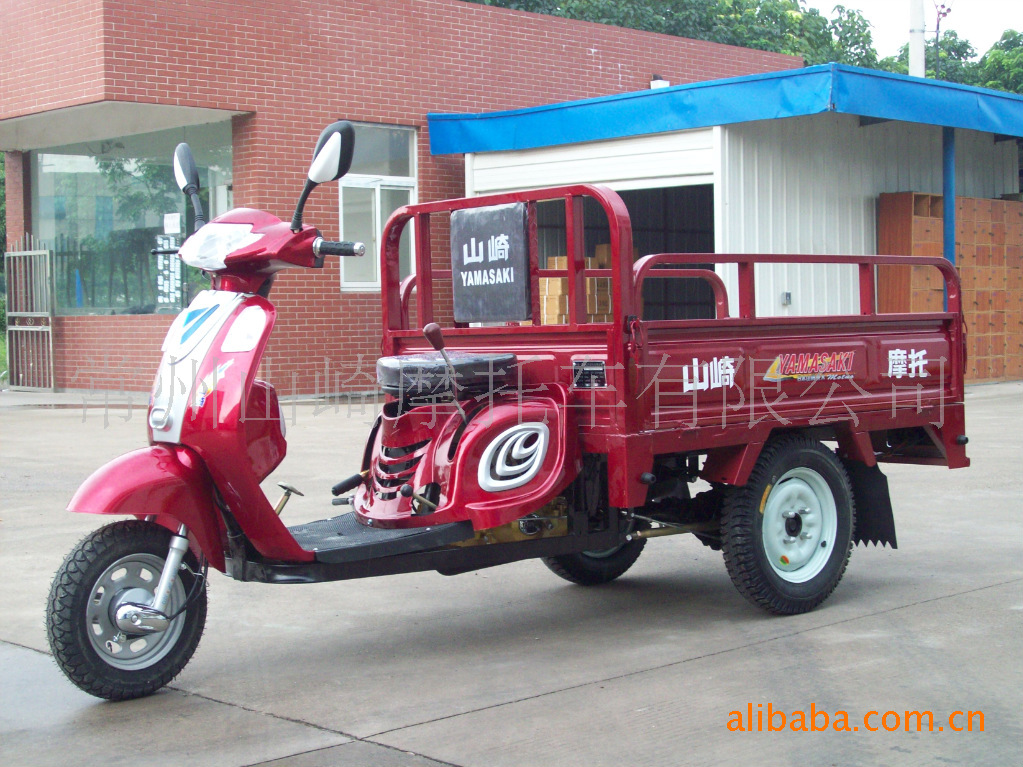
[379,185,966,418]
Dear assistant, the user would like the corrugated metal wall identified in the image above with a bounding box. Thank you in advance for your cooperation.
[468,129,716,195]
[718,113,1020,317]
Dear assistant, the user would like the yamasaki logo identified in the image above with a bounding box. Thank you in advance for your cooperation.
[763,351,855,383]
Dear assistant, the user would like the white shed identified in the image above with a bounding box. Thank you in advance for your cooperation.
[429,64,1023,317]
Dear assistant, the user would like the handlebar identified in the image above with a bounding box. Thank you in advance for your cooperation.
[312,238,365,258]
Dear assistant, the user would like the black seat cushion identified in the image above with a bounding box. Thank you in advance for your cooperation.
[377,352,517,400]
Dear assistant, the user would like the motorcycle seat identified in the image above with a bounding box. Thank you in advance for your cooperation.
[376,351,517,401]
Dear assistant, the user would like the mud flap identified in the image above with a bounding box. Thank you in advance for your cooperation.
[842,459,898,549]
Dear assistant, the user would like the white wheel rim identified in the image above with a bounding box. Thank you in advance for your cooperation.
[761,467,838,583]
[85,552,187,670]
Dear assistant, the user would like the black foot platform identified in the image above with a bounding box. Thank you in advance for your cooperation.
[288,513,474,564]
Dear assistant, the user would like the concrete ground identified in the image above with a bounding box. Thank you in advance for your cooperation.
[1,383,1020,767]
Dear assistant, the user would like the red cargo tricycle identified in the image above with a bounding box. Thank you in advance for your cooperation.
[46,122,969,699]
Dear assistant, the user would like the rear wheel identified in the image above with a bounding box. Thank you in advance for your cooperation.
[721,434,854,614]
[542,539,646,585]
[46,520,207,700]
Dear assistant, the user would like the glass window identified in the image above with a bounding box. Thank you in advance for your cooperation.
[30,122,233,315]
[339,124,416,291]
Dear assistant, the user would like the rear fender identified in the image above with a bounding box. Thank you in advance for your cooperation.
[68,445,226,571]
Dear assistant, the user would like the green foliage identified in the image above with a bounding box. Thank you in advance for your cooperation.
[974,30,1023,93]
[880,30,976,83]
[469,0,880,68]
[96,158,178,228]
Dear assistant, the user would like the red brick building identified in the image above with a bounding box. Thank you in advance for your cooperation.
[1,0,799,394]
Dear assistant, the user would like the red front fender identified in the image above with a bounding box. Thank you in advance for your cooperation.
[68,445,227,572]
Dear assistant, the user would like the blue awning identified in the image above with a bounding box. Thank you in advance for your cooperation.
[428,63,1023,155]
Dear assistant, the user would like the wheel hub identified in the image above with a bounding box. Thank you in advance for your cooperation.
[762,468,838,583]
[86,552,185,670]
[113,587,171,634]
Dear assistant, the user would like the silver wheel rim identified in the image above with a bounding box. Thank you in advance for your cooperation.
[761,467,838,583]
[85,552,186,670]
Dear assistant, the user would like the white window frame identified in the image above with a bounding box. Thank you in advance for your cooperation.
[339,126,417,292]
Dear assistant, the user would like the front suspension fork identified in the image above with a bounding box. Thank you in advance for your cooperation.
[114,524,191,634]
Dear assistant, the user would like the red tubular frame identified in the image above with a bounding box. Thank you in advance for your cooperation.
[379,185,967,505]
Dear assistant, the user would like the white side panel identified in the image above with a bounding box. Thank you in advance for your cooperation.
[470,129,716,195]
[719,114,1020,317]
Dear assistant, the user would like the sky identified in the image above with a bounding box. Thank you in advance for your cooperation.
[804,0,1020,59]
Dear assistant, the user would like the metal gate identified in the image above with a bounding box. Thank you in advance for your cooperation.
[4,250,55,391]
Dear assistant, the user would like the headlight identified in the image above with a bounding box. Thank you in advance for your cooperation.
[178,223,264,271]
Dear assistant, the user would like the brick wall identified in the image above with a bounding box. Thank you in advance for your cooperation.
[3,0,801,393]
[52,315,170,392]
[0,0,106,120]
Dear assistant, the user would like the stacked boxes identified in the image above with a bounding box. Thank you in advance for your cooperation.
[539,256,569,325]
[878,192,1023,382]
[958,197,1023,382]
[537,255,616,325]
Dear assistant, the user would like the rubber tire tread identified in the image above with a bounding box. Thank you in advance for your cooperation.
[720,434,855,615]
[46,520,207,700]
[542,539,646,586]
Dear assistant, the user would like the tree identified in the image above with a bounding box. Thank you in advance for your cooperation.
[466,0,879,67]
[880,30,978,85]
[974,30,1023,93]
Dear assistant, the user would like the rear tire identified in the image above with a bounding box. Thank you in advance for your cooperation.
[46,520,207,700]
[721,434,854,615]
[542,539,646,585]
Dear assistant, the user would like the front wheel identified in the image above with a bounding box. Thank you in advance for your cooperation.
[721,434,855,615]
[46,520,207,700]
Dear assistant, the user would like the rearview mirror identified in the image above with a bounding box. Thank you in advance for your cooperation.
[308,121,355,184]
[291,121,356,232]
[173,142,206,231]
[173,143,201,194]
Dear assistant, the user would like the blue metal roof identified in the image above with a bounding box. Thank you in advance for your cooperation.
[428,63,1023,155]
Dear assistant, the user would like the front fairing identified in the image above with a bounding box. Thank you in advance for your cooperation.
[149,290,282,463]
[149,290,247,445]
[148,290,308,562]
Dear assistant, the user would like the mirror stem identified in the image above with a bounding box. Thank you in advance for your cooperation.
[291,179,316,233]
[189,191,206,230]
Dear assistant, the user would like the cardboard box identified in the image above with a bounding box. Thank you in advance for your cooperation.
[541,294,568,314]
[539,277,568,295]
[541,313,567,325]
[593,244,640,267]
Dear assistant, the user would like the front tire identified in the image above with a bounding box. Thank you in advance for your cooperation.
[721,434,854,615]
[542,539,646,585]
[46,520,207,700]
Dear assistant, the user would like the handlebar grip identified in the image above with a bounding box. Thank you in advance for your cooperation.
[313,238,366,257]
